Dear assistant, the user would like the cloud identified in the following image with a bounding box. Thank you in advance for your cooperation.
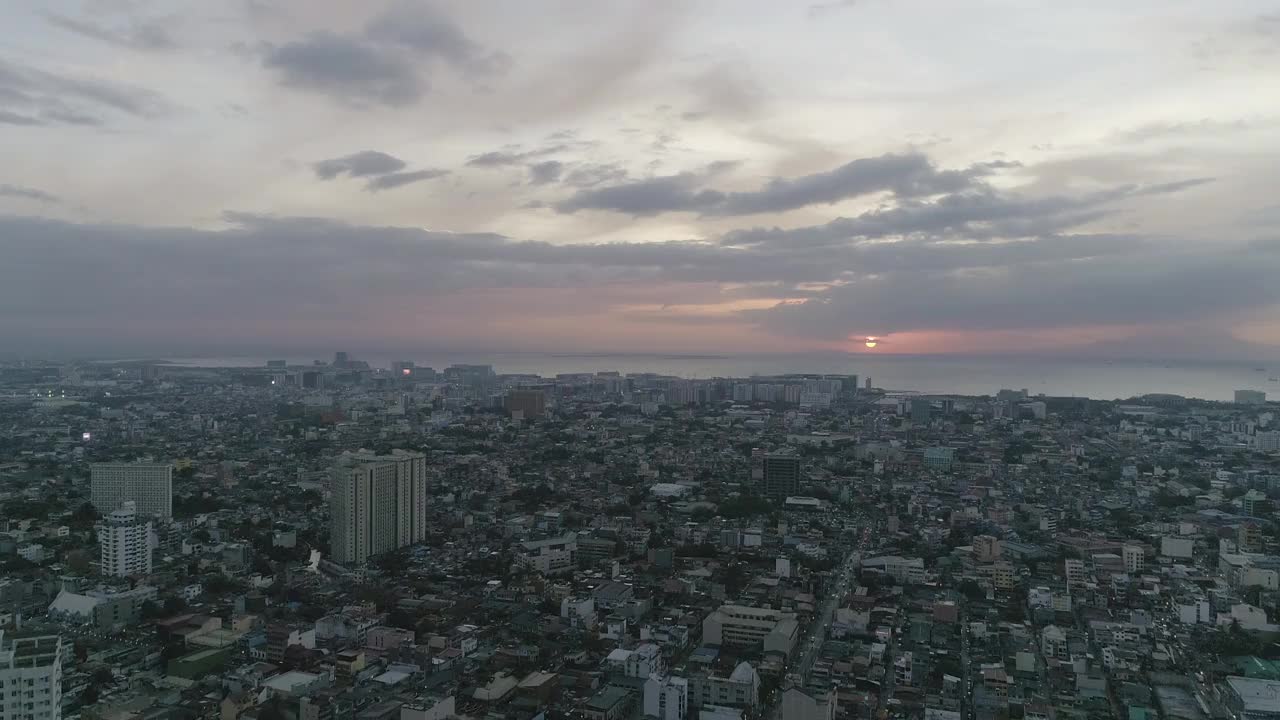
[365,168,449,191]
[314,150,408,179]
[528,161,563,185]
[364,1,512,77]
[0,184,58,203]
[465,144,568,168]
[312,150,446,191]
[262,3,509,107]
[3,197,1271,356]
[262,32,424,107]
[43,12,175,52]
[0,58,169,126]
[554,153,1018,216]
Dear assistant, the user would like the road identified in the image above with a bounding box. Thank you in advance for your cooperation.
[766,525,872,720]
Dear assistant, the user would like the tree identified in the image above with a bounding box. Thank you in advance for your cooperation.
[959,579,985,601]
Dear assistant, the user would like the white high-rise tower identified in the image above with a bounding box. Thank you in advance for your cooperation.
[97,501,154,577]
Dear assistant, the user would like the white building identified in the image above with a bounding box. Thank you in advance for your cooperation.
[517,535,578,575]
[91,463,173,518]
[97,501,154,577]
[702,605,799,657]
[329,451,428,565]
[1122,545,1145,575]
[1064,559,1087,588]
[644,675,689,720]
[0,631,62,720]
[687,663,760,709]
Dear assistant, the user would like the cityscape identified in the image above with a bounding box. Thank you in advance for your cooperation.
[3,3,1280,720]
[2,353,1279,720]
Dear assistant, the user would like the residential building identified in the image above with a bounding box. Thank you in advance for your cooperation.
[781,687,835,720]
[687,663,759,709]
[1123,545,1145,575]
[644,675,689,720]
[96,501,154,577]
[973,535,1001,563]
[755,452,800,502]
[0,631,62,720]
[329,451,428,565]
[90,463,173,518]
[1065,558,1086,588]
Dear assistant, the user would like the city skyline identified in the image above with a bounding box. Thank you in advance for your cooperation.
[2,1,1279,359]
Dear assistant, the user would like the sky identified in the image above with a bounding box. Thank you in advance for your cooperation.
[2,0,1279,360]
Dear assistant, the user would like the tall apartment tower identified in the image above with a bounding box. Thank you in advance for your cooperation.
[90,463,173,519]
[0,631,63,720]
[330,451,428,566]
[97,501,154,577]
[755,452,801,502]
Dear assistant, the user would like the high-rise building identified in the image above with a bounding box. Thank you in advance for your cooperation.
[757,453,801,502]
[910,398,931,423]
[91,463,173,519]
[1236,390,1267,405]
[506,388,547,418]
[330,451,428,566]
[1064,558,1086,588]
[97,501,154,578]
[0,630,63,720]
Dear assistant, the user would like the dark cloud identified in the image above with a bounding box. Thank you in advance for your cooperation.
[465,144,568,168]
[528,161,563,185]
[0,58,169,127]
[555,153,1017,217]
[262,3,509,107]
[43,12,175,52]
[311,150,446,191]
[0,184,58,203]
[2,201,1266,354]
[365,168,449,191]
[262,32,424,107]
[313,150,407,179]
[364,1,512,77]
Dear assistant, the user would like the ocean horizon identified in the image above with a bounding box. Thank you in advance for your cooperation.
[142,351,1279,403]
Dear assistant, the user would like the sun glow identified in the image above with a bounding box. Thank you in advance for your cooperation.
[865,336,878,348]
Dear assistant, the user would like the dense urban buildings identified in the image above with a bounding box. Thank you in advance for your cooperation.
[2,354,1280,720]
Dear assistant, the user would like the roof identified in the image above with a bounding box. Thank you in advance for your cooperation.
[587,686,632,711]
[1227,676,1280,713]
[48,590,102,617]
[263,671,320,693]
[728,662,757,683]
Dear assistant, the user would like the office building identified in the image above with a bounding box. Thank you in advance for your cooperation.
[702,605,799,656]
[910,398,931,423]
[0,630,63,720]
[97,501,154,578]
[506,388,547,418]
[329,451,428,566]
[90,463,173,519]
[1236,390,1267,405]
[755,452,800,502]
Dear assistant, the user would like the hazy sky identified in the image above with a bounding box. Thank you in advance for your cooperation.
[2,0,1279,359]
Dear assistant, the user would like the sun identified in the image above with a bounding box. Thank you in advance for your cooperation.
[865,336,878,349]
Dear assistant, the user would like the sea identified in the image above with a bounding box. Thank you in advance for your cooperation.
[156,352,1280,403]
